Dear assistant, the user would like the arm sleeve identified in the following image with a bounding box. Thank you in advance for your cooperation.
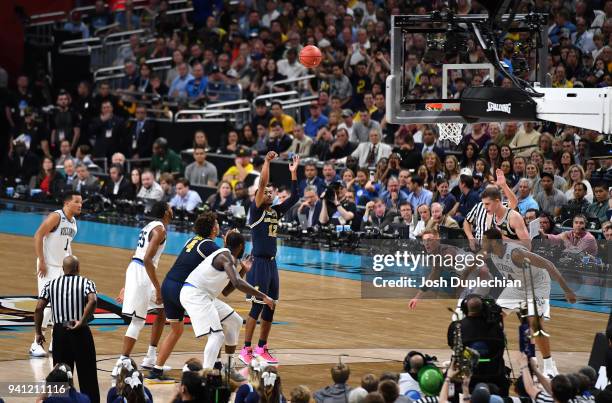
[276,180,299,215]
[84,280,97,296]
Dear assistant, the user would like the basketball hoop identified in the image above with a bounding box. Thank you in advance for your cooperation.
[425,103,464,145]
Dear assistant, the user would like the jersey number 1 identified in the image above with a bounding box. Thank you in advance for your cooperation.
[64,239,69,251]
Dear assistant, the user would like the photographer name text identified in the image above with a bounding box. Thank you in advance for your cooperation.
[372,276,522,288]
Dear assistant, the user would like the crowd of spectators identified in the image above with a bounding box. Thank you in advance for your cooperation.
[1,0,611,248]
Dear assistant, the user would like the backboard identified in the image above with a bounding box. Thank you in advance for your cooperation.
[386,12,549,125]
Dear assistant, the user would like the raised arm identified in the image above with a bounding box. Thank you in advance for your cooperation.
[35,212,61,278]
[496,168,518,210]
[255,151,277,208]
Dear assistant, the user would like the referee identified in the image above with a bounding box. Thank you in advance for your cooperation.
[35,255,100,403]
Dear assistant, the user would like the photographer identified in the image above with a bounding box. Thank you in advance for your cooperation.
[446,295,508,396]
[319,182,356,227]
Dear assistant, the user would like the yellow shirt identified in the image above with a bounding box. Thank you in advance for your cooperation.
[223,163,254,189]
[270,114,296,133]
[353,106,378,122]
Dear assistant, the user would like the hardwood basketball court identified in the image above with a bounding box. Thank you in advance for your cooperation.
[0,229,606,401]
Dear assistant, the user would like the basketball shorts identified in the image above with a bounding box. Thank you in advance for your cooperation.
[497,284,551,319]
[122,259,163,319]
[162,277,185,322]
[246,257,279,303]
[180,284,238,338]
[37,259,63,296]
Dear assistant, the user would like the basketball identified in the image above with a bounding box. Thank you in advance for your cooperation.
[299,45,323,68]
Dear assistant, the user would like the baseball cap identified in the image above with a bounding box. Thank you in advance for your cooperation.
[236,147,251,157]
[417,365,444,396]
[13,133,31,150]
[471,383,491,403]
[460,167,473,176]
[342,109,353,118]
[318,38,331,48]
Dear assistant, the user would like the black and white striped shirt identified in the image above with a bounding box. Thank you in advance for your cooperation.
[40,275,97,325]
[465,201,509,240]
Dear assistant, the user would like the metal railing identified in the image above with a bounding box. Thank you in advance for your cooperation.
[25,11,67,47]
[93,56,172,88]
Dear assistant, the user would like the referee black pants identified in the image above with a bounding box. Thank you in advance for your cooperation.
[52,324,100,403]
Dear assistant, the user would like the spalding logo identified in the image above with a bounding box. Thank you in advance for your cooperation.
[486,102,512,114]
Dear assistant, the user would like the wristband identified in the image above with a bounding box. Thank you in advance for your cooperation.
[462,396,471,401]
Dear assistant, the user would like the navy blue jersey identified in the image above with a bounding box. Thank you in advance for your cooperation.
[165,236,219,282]
[248,181,298,257]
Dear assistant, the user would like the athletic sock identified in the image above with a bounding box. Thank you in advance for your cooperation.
[147,345,157,357]
[120,355,129,360]
[543,356,553,369]
[257,339,267,348]
[244,341,252,348]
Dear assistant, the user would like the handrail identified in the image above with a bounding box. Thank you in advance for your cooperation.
[103,28,144,44]
[272,74,316,86]
[29,11,66,22]
[94,22,120,37]
[59,44,103,54]
[253,91,300,103]
[61,37,101,47]
[202,99,251,109]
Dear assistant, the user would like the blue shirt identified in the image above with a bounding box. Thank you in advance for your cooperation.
[406,188,433,212]
[438,193,457,214]
[298,176,326,197]
[169,73,194,99]
[249,181,298,257]
[107,386,153,403]
[458,190,480,218]
[169,190,202,212]
[165,237,219,282]
[186,77,208,100]
[380,189,410,209]
[354,183,382,206]
[517,195,539,215]
[304,114,329,137]
[44,388,90,403]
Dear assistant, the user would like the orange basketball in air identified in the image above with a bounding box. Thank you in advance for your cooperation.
[299,45,323,68]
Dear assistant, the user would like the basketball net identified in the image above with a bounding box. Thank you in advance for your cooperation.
[425,103,463,145]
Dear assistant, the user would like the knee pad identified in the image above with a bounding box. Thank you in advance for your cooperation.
[261,305,275,322]
[222,312,243,346]
[249,303,264,320]
[125,316,145,340]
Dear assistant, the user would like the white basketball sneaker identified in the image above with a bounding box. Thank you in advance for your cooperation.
[29,342,48,358]
[543,359,559,378]
[141,355,156,369]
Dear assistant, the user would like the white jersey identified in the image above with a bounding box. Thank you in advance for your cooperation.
[43,209,78,267]
[489,242,550,289]
[185,248,231,297]
[133,221,166,267]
